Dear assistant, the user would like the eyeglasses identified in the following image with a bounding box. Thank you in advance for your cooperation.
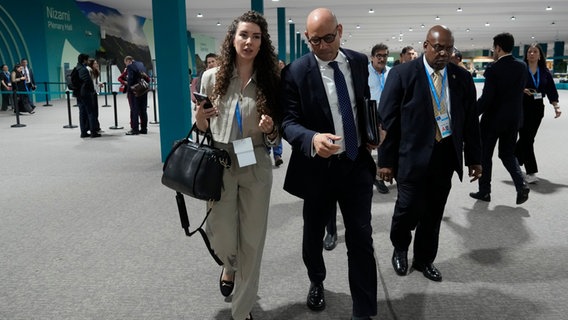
[373,53,388,59]
[308,26,338,46]
[426,41,454,54]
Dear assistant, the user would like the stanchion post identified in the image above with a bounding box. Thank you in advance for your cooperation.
[11,91,26,128]
[149,88,159,124]
[63,91,77,128]
[101,82,111,107]
[42,82,53,106]
[109,91,123,130]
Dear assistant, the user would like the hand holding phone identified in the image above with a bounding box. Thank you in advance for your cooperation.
[193,92,213,109]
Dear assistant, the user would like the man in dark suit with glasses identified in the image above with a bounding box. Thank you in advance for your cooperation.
[378,25,482,282]
[281,8,378,320]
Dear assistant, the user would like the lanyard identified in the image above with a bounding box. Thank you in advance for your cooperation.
[235,100,243,137]
[425,68,447,112]
[530,67,540,89]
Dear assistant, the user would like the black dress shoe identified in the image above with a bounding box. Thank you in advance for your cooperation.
[80,133,90,138]
[306,282,325,311]
[323,232,337,251]
[392,249,408,276]
[219,268,234,297]
[516,186,530,205]
[91,132,101,138]
[374,179,390,194]
[139,129,148,134]
[412,261,442,282]
[469,191,491,202]
[125,130,139,135]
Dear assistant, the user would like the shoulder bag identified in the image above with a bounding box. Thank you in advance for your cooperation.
[161,123,231,265]
[131,72,150,97]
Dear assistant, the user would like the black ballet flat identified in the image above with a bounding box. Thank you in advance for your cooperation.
[219,268,234,297]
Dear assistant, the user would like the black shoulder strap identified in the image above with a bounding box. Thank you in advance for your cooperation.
[175,192,223,265]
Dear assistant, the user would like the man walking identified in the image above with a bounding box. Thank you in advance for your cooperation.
[469,32,530,205]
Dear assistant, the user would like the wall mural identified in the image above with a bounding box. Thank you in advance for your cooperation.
[75,1,153,74]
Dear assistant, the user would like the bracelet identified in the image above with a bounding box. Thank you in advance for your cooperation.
[267,126,277,136]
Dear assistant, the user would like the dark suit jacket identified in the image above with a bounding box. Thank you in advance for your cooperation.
[281,48,372,199]
[126,60,147,92]
[477,55,527,131]
[378,56,481,183]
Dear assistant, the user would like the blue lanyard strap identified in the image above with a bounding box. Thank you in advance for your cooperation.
[235,101,243,136]
[530,67,540,89]
[425,68,447,112]
[379,71,385,92]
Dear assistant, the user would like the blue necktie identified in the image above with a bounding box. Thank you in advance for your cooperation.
[329,61,358,160]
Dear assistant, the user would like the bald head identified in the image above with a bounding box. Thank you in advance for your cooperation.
[423,25,454,70]
[306,8,337,29]
[426,25,453,44]
[305,8,342,61]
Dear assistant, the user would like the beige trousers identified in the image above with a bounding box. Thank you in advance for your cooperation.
[206,144,272,320]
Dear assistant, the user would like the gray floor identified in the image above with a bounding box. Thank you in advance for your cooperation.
[1,86,567,320]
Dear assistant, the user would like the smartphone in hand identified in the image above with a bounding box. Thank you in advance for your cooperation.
[193,92,213,109]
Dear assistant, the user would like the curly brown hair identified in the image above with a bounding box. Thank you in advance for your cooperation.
[213,11,280,122]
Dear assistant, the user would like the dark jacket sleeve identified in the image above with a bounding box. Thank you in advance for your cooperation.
[542,68,559,103]
[377,66,402,171]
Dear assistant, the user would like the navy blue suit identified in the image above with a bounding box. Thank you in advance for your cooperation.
[378,57,481,263]
[126,60,148,132]
[281,48,377,317]
[477,55,527,194]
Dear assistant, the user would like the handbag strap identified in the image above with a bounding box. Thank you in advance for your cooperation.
[175,192,223,266]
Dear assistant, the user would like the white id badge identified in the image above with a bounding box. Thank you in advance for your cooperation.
[436,113,452,139]
[533,92,543,100]
[232,137,256,167]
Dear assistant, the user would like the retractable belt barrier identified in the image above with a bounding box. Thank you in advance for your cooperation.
[7,81,159,129]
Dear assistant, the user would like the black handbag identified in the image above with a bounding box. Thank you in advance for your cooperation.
[161,123,231,265]
[162,123,231,201]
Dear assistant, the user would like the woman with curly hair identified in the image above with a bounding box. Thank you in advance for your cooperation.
[194,11,280,320]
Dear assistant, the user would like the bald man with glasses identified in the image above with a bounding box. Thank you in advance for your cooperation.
[281,8,378,320]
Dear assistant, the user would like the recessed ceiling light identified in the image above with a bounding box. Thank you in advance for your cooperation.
[457,7,462,12]
[369,9,374,13]
[409,27,413,32]
[216,21,221,26]
[466,28,470,32]
[356,25,361,29]
[546,6,552,11]
[421,24,425,28]
[485,22,490,27]
[197,13,203,18]
[511,16,516,21]
[288,18,293,23]
[435,16,440,21]
[551,21,556,25]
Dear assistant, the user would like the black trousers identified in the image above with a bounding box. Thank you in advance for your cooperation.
[515,102,545,175]
[128,92,148,131]
[390,138,455,264]
[479,123,525,193]
[302,149,377,317]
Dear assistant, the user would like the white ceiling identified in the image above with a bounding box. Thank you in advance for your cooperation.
[81,0,568,55]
